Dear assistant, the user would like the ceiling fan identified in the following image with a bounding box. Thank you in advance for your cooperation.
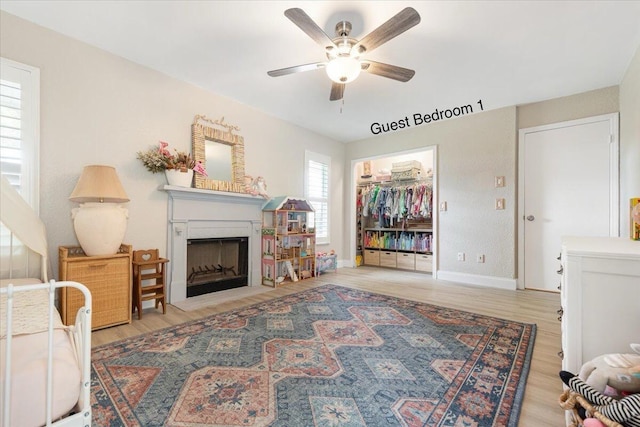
[267,7,421,101]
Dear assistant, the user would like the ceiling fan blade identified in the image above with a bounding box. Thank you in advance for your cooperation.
[284,8,337,50]
[353,7,420,54]
[330,82,345,101]
[267,62,326,77]
[361,60,415,82]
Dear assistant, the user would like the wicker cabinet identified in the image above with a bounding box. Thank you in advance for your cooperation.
[59,244,132,330]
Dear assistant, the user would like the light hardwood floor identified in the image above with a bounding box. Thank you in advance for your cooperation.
[92,266,566,426]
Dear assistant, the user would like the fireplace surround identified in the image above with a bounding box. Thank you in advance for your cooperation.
[163,185,264,304]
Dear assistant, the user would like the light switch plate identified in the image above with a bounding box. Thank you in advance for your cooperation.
[495,176,505,187]
[440,201,447,211]
[495,198,505,210]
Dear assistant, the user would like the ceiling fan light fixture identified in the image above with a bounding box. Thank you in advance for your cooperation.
[270,7,421,100]
[326,56,361,83]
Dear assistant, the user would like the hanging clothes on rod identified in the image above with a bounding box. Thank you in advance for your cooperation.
[358,180,433,227]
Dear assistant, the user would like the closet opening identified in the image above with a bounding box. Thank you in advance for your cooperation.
[352,147,437,275]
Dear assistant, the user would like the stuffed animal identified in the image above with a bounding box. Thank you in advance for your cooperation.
[244,175,258,196]
[300,270,312,279]
[243,175,268,198]
[560,371,640,427]
[251,176,269,199]
[579,344,640,395]
[583,419,606,427]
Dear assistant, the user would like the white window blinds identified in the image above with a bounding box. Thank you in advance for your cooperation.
[1,58,40,279]
[304,151,330,245]
[0,57,40,209]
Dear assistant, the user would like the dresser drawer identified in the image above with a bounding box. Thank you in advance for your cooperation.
[397,252,415,270]
[364,249,380,266]
[415,254,433,272]
[380,251,397,268]
[65,257,129,283]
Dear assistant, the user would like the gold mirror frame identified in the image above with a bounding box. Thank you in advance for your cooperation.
[192,115,246,193]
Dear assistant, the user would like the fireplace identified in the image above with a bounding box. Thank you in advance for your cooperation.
[163,186,265,304]
[186,237,249,296]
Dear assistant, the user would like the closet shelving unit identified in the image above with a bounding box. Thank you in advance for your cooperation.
[357,177,434,273]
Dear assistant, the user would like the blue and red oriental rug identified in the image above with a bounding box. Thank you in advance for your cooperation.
[91,284,535,426]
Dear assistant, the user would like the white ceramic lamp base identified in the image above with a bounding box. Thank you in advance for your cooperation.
[72,202,128,256]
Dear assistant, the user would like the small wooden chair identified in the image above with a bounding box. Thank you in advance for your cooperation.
[132,249,169,319]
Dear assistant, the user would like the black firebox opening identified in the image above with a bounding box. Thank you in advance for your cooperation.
[186,237,249,297]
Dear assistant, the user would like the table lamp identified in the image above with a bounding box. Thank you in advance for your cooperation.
[69,165,129,256]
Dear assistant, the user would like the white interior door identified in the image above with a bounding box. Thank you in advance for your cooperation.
[518,114,618,291]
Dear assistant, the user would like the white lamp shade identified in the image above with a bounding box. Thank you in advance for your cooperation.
[72,203,128,256]
[326,57,361,84]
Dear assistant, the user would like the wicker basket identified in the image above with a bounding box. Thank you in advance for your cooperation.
[391,168,420,181]
[392,160,421,170]
[391,160,422,181]
[558,389,623,427]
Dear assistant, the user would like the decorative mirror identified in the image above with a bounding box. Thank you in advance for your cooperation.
[192,115,246,193]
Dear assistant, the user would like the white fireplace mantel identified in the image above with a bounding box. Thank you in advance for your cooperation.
[162,185,266,303]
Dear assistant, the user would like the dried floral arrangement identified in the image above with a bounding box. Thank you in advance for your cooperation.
[137,141,206,175]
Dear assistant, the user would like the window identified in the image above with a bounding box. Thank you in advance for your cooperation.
[1,57,40,209]
[304,151,330,245]
[1,58,40,279]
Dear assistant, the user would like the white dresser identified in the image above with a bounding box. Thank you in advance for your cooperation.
[559,237,640,375]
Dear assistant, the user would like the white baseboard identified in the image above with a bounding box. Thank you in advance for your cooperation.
[436,270,517,290]
[331,263,516,291]
[338,259,351,268]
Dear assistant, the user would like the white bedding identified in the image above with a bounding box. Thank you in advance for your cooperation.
[0,279,82,427]
[0,330,81,427]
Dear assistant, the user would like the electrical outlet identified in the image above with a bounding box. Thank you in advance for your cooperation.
[457,252,465,261]
[439,201,447,212]
[495,176,505,187]
[495,198,505,210]
[476,254,485,263]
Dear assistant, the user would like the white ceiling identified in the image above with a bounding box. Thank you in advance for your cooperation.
[2,1,640,143]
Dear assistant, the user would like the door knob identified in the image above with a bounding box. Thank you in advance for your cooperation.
[526,215,535,221]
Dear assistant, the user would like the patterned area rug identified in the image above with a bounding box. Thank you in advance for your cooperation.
[91,284,536,426]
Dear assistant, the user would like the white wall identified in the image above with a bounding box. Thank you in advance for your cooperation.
[619,45,640,238]
[0,11,346,276]
[517,86,619,130]
[346,107,517,281]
